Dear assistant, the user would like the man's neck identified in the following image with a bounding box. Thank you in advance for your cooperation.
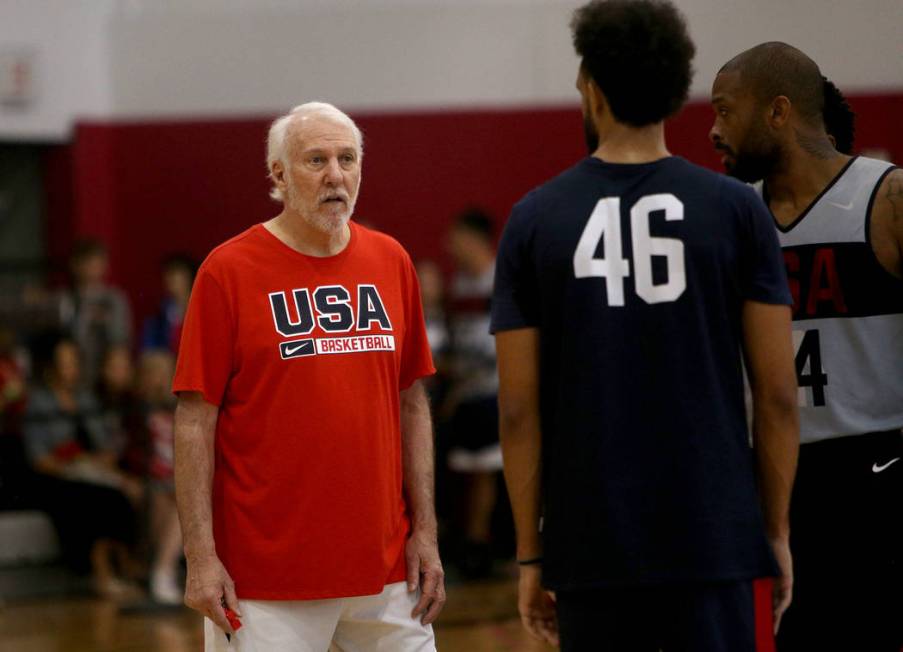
[592,121,670,164]
[265,211,351,257]
[765,144,851,226]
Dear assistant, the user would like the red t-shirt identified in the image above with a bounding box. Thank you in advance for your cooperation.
[173,222,434,599]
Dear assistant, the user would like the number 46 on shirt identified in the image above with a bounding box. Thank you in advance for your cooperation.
[574,193,686,306]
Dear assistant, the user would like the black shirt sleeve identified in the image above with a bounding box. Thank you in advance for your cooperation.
[490,196,540,333]
[735,183,793,305]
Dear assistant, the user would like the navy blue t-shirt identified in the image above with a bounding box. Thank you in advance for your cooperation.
[491,156,791,590]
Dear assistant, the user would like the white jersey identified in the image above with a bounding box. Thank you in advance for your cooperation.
[760,156,903,443]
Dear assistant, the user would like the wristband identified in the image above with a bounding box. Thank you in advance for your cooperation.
[517,556,543,566]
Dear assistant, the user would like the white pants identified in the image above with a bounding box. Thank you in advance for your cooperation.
[204,582,436,652]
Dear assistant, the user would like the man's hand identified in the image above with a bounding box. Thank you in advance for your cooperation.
[770,537,793,634]
[406,528,445,625]
[518,565,559,647]
[184,553,241,634]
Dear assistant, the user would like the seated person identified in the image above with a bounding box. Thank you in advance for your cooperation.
[132,350,183,604]
[22,332,141,599]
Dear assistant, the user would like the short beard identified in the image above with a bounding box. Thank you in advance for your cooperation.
[583,114,599,155]
[307,211,351,233]
[285,185,356,234]
[725,144,781,183]
[722,125,782,183]
[303,202,353,234]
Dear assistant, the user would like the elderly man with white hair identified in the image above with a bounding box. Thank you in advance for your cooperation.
[173,102,444,651]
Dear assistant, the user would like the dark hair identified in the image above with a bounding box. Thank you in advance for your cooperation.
[453,208,494,241]
[29,330,75,382]
[720,42,824,124]
[70,238,108,264]
[162,252,198,277]
[571,0,695,126]
[822,77,855,155]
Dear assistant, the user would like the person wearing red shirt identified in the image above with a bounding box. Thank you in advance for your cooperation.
[173,102,444,651]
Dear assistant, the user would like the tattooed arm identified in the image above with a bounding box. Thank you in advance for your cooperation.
[870,167,903,279]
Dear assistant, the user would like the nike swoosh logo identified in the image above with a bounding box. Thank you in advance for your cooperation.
[280,339,315,358]
[827,200,854,210]
[872,457,900,473]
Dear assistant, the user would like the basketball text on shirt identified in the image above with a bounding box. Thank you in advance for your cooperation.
[268,283,394,358]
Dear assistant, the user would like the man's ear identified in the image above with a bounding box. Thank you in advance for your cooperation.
[768,96,792,128]
[586,76,609,123]
[271,160,286,189]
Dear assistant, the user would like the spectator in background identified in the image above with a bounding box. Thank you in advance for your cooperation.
[142,254,197,355]
[415,260,454,551]
[22,332,141,599]
[65,239,132,388]
[96,344,140,458]
[444,208,502,579]
[133,350,183,605]
[0,326,26,437]
[415,260,449,398]
[0,327,28,509]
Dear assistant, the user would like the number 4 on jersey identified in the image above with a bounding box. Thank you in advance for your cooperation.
[574,194,686,306]
[793,329,828,407]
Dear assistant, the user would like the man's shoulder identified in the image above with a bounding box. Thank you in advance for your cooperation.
[867,164,903,272]
[520,158,592,204]
[674,161,761,213]
[353,222,411,262]
[503,160,591,234]
[659,157,749,199]
[199,225,264,275]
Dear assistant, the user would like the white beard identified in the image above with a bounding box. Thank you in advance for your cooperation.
[286,183,357,234]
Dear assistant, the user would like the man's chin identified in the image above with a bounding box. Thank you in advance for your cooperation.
[722,161,763,184]
[307,209,352,233]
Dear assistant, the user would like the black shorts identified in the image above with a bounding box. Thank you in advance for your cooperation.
[449,396,499,451]
[777,429,903,651]
[447,396,502,472]
[556,581,755,652]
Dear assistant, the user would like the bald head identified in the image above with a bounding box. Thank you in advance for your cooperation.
[720,42,824,125]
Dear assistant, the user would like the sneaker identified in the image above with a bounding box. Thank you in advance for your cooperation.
[151,569,183,605]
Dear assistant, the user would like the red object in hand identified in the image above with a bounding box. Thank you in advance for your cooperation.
[53,440,85,462]
[223,607,242,632]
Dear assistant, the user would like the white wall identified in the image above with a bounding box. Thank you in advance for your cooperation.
[0,0,114,140]
[1,0,901,140]
[105,0,903,117]
[683,0,903,95]
[107,0,580,117]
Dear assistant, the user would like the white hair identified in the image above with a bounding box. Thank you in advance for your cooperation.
[266,102,364,202]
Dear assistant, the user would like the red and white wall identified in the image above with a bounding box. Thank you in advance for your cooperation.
[1,0,902,324]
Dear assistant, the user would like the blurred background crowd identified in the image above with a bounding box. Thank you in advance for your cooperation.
[0,242,193,603]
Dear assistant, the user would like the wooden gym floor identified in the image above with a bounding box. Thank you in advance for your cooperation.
[0,578,553,651]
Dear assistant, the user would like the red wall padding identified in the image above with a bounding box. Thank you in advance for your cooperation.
[47,93,902,334]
